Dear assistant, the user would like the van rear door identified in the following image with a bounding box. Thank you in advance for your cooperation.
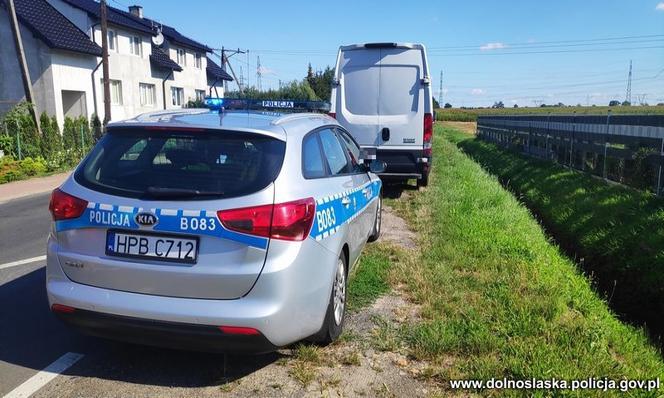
[336,45,424,149]
[336,48,381,147]
[377,47,424,148]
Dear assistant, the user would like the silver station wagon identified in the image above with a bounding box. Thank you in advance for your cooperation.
[46,100,384,353]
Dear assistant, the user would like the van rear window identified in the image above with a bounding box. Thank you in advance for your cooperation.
[75,129,285,199]
[344,67,380,115]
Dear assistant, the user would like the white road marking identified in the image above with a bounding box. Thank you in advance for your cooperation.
[0,255,46,271]
[3,352,83,398]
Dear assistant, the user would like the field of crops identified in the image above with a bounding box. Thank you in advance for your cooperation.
[436,105,664,122]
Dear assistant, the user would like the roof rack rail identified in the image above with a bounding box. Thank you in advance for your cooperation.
[204,98,330,113]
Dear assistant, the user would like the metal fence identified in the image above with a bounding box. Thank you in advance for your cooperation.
[476,114,664,195]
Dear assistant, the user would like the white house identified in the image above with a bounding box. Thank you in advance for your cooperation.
[0,0,232,127]
[0,0,102,128]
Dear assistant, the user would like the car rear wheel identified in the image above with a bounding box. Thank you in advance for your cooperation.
[310,254,347,344]
[368,196,382,242]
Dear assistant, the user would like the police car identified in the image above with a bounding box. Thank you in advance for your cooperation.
[46,99,384,352]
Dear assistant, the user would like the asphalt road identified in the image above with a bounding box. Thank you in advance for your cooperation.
[0,193,92,396]
[0,193,274,397]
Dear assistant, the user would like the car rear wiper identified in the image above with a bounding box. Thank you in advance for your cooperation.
[144,187,225,198]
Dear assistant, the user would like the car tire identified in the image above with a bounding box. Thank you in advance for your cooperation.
[310,253,347,345]
[417,173,429,188]
[367,195,382,242]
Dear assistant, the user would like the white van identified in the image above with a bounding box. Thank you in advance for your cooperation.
[330,43,433,186]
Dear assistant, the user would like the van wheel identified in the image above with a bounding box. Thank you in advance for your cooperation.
[417,173,429,188]
[310,254,347,345]
[368,196,382,242]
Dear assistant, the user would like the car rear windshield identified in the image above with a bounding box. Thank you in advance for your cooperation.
[75,128,286,199]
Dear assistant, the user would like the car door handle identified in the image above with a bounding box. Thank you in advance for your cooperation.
[341,196,351,207]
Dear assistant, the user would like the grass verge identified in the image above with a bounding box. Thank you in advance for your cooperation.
[346,243,393,311]
[450,128,664,337]
[387,124,664,396]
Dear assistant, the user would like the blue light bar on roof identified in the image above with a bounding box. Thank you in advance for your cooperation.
[204,98,330,113]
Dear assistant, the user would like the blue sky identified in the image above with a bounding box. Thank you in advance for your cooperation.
[120,0,663,107]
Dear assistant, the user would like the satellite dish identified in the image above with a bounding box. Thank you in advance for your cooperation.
[152,31,164,46]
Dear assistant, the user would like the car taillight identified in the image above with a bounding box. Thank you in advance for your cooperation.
[217,198,315,242]
[49,189,88,221]
[270,198,316,241]
[217,204,273,238]
[423,113,433,157]
[328,112,336,119]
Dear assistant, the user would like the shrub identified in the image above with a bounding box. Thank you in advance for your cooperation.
[91,114,102,142]
[18,156,47,176]
[1,102,41,159]
[39,112,62,160]
[0,134,14,158]
[62,117,77,150]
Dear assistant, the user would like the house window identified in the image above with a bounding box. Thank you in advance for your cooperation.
[171,87,184,106]
[101,79,123,105]
[194,53,202,69]
[195,89,206,101]
[130,36,142,56]
[176,49,186,66]
[107,30,117,52]
[139,83,155,106]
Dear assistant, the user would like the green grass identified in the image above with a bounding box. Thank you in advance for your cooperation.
[451,128,664,337]
[436,105,664,122]
[346,243,393,311]
[387,124,664,396]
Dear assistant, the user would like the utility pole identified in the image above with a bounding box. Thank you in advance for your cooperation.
[6,0,41,136]
[438,70,443,106]
[221,47,228,93]
[100,0,111,125]
[220,48,246,96]
[625,60,632,105]
[256,56,262,92]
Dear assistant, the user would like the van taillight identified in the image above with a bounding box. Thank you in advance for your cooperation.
[423,113,433,157]
[49,189,88,221]
[217,198,316,242]
[328,112,336,119]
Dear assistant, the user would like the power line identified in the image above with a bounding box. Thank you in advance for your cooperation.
[249,34,664,56]
[428,34,664,50]
[428,45,664,57]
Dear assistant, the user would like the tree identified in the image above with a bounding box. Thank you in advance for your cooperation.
[39,112,61,159]
[444,102,452,109]
[62,117,77,149]
[492,101,505,109]
[608,100,620,106]
[513,103,519,108]
[91,114,103,142]
[621,100,631,106]
[432,97,440,108]
[305,66,334,102]
[227,79,319,101]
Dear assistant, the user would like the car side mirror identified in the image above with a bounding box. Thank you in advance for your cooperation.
[368,161,386,174]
